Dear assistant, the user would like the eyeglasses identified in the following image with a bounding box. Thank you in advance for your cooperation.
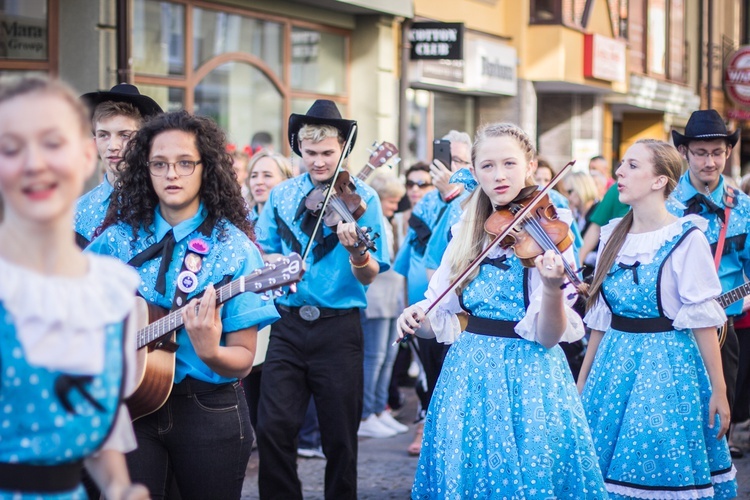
[406,179,433,189]
[451,157,472,166]
[147,160,201,177]
[687,148,727,160]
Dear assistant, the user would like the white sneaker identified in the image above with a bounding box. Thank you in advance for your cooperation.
[297,446,325,459]
[358,414,397,438]
[378,411,409,434]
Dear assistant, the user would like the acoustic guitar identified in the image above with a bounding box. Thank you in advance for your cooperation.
[715,280,750,347]
[128,253,304,420]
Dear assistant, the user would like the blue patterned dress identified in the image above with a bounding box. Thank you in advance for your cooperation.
[412,227,607,499]
[0,255,140,499]
[582,217,737,499]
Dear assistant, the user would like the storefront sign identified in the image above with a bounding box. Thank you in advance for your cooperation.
[464,37,517,96]
[409,22,463,60]
[0,13,47,60]
[727,108,750,120]
[725,46,750,108]
[583,34,626,83]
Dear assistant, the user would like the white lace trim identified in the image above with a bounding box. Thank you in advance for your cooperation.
[606,482,713,499]
[600,215,707,265]
[603,466,736,499]
[0,254,140,373]
[516,287,585,342]
[672,299,727,330]
[712,465,737,484]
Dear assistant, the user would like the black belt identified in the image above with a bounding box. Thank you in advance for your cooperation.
[0,461,83,493]
[465,316,521,339]
[172,376,235,396]
[277,304,359,321]
[611,314,674,333]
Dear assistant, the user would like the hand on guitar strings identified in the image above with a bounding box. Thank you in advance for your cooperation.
[183,284,223,360]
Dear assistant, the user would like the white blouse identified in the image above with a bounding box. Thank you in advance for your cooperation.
[414,209,585,345]
[0,254,141,453]
[584,215,727,332]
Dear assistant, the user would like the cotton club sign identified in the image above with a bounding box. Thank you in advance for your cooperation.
[725,46,750,108]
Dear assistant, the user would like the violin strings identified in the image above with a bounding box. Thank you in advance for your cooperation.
[522,216,580,283]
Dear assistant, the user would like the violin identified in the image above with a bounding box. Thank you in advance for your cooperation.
[485,187,588,297]
[393,160,578,346]
[304,141,399,255]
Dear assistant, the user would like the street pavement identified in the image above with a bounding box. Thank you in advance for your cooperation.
[242,388,750,499]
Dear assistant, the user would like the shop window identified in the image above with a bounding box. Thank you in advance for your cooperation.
[132,0,185,76]
[193,7,283,77]
[194,61,283,150]
[135,84,185,112]
[0,0,48,60]
[530,0,562,23]
[647,0,667,76]
[291,26,346,95]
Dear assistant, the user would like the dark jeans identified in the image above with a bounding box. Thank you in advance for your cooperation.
[257,309,363,500]
[127,378,252,500]
[732,325,750,422]
[723,319,740,412]
[414,336,449,421]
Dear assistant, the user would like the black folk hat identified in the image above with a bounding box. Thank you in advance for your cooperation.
[81,83,163,119]
[672,109,740,149]
[288,99,357,157]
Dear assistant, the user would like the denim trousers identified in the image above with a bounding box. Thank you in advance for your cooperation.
[126,378,252,500]
[361,315,399,418]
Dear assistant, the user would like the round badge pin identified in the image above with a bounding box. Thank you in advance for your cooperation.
[188,238,210,255]
[177,270,198,294]
[185,253,203,273]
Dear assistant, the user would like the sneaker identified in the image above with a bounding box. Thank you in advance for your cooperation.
[358,414,397,438]
[378,411,409,434]
[297,446,325,459]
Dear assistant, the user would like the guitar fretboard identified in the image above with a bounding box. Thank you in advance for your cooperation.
[136,278,247,349]
[717,282,750,309]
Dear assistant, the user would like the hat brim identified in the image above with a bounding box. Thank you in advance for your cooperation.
[672,129,740,149]
[288,113,357,157]
[81,91,163,119]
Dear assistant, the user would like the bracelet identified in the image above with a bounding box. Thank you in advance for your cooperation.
[349,252,371,269]
[444,187,462,202]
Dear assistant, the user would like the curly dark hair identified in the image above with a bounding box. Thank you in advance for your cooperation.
[99,110,253,241]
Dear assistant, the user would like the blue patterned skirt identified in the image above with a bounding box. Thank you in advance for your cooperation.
[412,331,607,499]
[581,328,737,499]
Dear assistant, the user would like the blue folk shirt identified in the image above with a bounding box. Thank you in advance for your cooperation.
[393,189,448,305]
[667,172,750,316]
[87,204,279,384]
[74,176,114,244]
[255,172,389,309]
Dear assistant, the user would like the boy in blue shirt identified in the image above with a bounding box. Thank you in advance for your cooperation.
[254,100,389,500]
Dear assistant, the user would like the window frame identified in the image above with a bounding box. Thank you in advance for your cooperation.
[0,0,59,74]
[130,0,351,155]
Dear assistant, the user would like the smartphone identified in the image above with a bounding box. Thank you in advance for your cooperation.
[433,139,452,168]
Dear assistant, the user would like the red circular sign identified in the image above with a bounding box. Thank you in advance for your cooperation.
[726,46,750,108]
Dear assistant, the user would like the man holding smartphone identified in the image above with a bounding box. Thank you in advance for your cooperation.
[430,131,472,201]
[392,129,472,457]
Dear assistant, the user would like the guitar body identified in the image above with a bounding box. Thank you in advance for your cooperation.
[127,297,178,421]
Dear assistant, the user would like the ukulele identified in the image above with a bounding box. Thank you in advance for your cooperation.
[715,280,750,347]
[128,253,305,420]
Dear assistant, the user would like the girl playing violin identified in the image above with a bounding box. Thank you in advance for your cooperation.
[397,122,606,498]
[0,76,148,499]
[577,139,737,498]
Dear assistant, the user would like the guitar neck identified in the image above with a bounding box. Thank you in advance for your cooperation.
[717,282,750,309]
[136,278,244,349]
[356,162,376,182]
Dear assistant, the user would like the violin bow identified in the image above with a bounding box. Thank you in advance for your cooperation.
[394,160,576,345]
[300,124,358,263]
